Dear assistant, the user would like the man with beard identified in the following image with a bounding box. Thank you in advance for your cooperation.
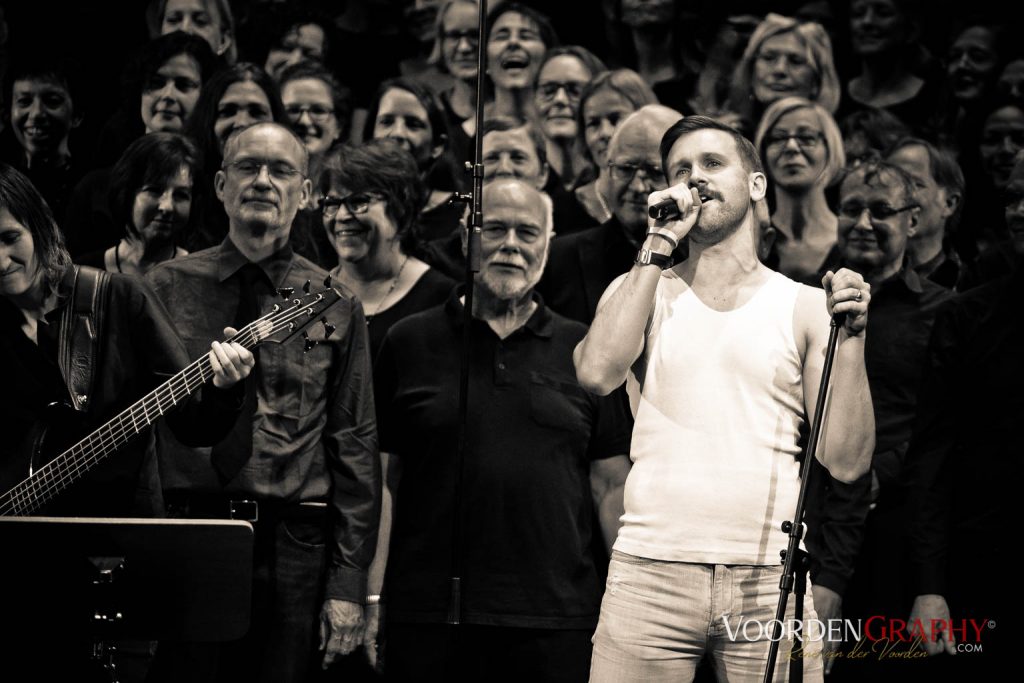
[367,178,632,681]
[576,116,874,682]
[145,122,380,682]
[538,104,682,324]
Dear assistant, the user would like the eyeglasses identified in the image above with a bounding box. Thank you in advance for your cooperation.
[837,202,918,221]
[481,223,544,244]
[443,30,479,46]
[608,161,667,188]
[537,81,587,101]
[765,132,823,149]
[320,192,386,219]
[285,104,336,123]
[223,159,302,182]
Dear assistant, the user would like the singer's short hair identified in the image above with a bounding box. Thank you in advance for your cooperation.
[660,115,763,176]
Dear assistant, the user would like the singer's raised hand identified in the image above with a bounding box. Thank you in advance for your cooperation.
[647,183,702,249]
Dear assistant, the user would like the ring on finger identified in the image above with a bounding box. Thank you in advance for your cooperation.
[854,290,862,301]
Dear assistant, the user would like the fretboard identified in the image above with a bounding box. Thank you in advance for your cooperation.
[0,326,261,516]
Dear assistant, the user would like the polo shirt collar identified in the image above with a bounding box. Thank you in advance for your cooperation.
[444,286,554,338]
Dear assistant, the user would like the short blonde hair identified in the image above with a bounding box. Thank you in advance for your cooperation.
[754,96,845,190]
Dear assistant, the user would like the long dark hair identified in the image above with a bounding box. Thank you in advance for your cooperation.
[184,62,286,173]
[0,163,71,288]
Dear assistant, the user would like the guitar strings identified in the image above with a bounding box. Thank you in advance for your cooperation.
[0,297,331,516]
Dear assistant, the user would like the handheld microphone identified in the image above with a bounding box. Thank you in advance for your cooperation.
[649,199,681,221]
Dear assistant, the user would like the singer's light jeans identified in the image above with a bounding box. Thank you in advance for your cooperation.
[589,551,824,683]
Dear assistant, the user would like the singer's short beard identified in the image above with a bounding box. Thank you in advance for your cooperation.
[688,201,747,245]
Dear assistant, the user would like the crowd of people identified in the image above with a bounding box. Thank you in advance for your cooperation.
[0,0,1016,681]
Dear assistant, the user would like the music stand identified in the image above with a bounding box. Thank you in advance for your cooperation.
[0,517,254,681]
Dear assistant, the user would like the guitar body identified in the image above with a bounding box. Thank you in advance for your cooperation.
[0,402,106,515]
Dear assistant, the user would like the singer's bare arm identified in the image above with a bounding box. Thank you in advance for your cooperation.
[796,272,875,483]
[573,261,662,395]
[574,185,701,395]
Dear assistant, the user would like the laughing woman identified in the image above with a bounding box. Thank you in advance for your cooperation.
[484,2,558,121]
[321,140,453,360]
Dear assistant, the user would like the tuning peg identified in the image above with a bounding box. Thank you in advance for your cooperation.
[323,275,332,288]
[321,317,336,337]
[278,287,294,299]
[302,280,311,294]
[302,332,319,353]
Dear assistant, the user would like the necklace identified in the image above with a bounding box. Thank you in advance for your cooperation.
[115,241,177,274]
[364,255,409,323]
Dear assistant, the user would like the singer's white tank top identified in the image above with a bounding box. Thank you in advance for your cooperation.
[615,269,806,565]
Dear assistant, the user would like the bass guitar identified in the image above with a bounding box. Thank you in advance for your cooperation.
[0,283,343,516]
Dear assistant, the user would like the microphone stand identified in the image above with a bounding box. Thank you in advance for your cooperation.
[447,0,488,637]
[762,313,846,683]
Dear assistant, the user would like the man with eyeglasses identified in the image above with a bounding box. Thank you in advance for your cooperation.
[368,178,632,680]
[801,159,953,679]
[145,122,380,683]
[902,154,1023,680]
[886,139,965,290]
[578,115,874,681]
[539,105,683,324]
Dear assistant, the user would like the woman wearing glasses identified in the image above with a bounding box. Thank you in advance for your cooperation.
[427,0,481,142]
[320,140,453,359]
[532,46,607,196]
[278,62,350,268]
[753,96,846,280]
[573,69,658,225]
[280,62,349,165]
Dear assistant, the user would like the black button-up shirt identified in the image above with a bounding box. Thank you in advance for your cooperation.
[146,237,380,602]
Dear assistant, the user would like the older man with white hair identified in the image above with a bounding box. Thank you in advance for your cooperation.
[538,104,683,323]
[366,178,633,681]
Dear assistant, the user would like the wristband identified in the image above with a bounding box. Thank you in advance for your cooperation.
[646,230,678,251]
[365,594,382,606]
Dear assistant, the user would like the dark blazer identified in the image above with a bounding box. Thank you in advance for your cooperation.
[538,217,644,325]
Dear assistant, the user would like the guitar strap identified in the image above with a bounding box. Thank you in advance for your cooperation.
[58,265,111,413]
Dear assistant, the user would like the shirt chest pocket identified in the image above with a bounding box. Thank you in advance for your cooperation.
[529,371,591,439]
[260,339,333,419]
